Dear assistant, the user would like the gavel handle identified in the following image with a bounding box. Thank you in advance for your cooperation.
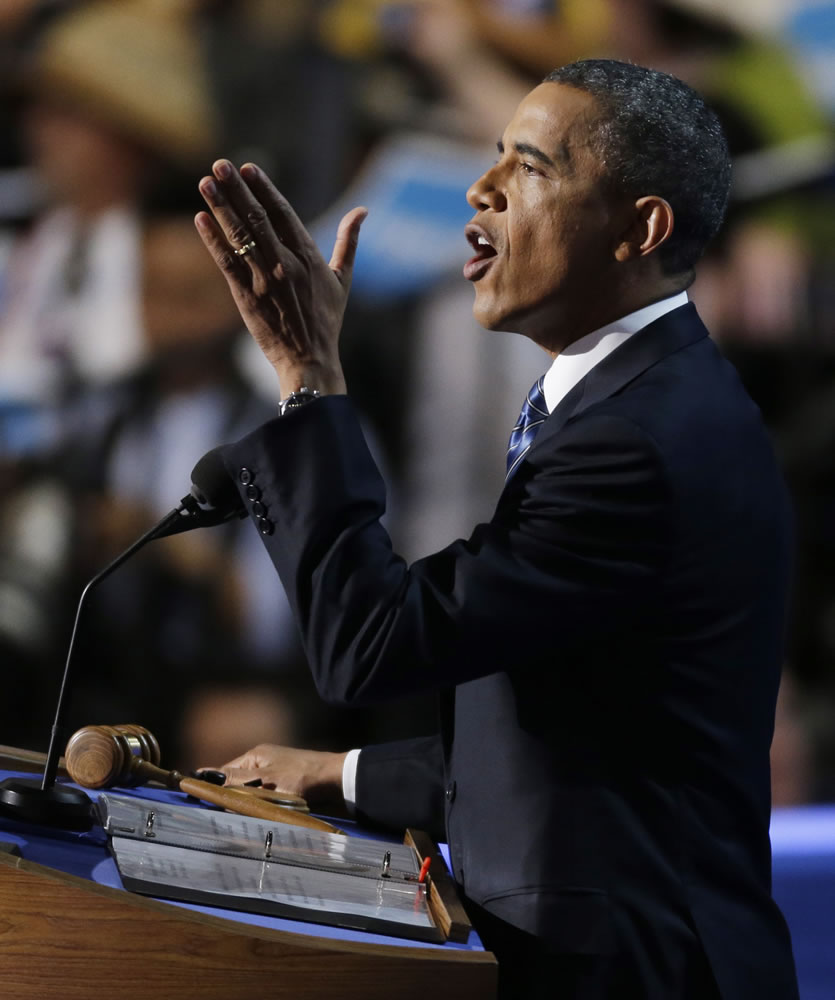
[130,760,342,835]
[235,785,310,812]
[179,779,344,835]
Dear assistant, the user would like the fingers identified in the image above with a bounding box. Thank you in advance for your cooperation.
[198,159,284,269]
[217,743,284,774]
[194,207,250,291]
[329,206,368,287]
[238,161,317,254]
[219,766,277,789]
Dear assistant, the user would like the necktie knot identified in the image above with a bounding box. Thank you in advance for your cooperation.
[506,375,548,480]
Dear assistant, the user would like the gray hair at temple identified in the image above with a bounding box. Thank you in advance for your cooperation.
[545,59,731,278]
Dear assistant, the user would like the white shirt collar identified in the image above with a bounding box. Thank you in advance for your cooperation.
[542,291,688,413]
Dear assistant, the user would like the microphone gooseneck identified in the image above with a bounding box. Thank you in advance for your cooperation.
[0,445,244,829]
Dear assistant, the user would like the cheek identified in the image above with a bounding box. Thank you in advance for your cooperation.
[528,203,611,284]
[513,218,571,292]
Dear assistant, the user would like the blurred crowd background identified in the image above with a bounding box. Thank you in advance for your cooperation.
[0,0,833,797]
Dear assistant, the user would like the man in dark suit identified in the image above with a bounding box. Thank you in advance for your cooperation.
[194,60,798,999]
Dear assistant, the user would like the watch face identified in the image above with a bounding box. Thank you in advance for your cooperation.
[280,389,320,416]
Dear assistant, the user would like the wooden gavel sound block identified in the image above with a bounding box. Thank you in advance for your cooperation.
[65,725,342,835]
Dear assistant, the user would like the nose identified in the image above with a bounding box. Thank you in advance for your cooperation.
[467,165,506,212]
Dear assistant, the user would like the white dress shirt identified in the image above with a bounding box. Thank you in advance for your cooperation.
[541,290,689,412]
[342,290,689,809]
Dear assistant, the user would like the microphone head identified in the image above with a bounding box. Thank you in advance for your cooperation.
[190,446,243,514]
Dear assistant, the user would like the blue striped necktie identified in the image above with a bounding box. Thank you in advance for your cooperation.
[506,375,549,481]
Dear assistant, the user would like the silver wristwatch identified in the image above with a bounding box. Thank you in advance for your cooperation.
[278,386,321,417]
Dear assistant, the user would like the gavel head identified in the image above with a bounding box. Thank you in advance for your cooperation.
[65,724,161,789]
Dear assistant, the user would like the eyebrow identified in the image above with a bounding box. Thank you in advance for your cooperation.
[497,139,564,170]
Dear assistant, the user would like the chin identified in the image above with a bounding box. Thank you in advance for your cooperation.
[475,314,509,333]
[472,295,513,333]
[475,307,535,342]
[471,284,557,340]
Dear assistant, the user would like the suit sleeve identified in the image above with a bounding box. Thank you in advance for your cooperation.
[221,395,672,705]
[354,735,447,841]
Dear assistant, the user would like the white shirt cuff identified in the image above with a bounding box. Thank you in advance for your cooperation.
[341,747,362,816]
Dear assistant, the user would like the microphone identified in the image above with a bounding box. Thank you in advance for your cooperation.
[0,446,244,829]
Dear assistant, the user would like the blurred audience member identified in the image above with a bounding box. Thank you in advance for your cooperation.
[0,0,216,459]
[0,0,220,750]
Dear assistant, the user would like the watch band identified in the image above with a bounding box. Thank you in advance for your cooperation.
[278,386,321,417]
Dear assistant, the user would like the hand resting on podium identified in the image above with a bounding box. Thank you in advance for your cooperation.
[211,744,350,811]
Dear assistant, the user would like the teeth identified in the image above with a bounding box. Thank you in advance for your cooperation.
[477,236,490,246]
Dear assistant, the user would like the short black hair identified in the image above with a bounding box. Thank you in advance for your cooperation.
[544,59,731,277]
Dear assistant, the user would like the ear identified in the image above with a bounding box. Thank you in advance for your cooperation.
[614,196,674,263]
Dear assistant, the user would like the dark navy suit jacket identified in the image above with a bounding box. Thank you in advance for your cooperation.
[221,304,798,999]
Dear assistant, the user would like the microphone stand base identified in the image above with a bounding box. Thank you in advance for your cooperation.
[0,777,93,831]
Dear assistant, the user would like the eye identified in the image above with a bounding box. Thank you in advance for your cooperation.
[519,162,540,177]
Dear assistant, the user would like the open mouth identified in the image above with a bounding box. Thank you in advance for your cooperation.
[464,226,498,281]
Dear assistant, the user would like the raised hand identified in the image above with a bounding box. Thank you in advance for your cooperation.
[195,159,367,395]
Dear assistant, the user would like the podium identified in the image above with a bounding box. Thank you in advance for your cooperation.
[0,751,497,999]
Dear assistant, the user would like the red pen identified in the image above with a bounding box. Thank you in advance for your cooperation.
[418,856,431,883]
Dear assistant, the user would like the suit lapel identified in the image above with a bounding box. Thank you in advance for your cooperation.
[530,303,708,455]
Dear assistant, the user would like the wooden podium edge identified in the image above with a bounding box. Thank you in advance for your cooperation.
[0,745,66,775]
[404,828,472,943]
[0,850,496,1000]
[0,849,495,962]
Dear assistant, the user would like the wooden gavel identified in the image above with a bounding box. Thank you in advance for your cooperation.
[65,725,343,835]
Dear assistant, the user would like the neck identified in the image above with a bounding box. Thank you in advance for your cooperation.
[537,276,689,359]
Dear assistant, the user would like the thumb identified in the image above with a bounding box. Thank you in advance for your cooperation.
[329,206,368,285]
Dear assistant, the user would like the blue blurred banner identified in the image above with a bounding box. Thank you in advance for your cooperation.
[311,132,488,300]
[786,1,835,111]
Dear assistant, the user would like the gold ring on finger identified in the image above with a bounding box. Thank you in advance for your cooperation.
[234,239,257,257]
